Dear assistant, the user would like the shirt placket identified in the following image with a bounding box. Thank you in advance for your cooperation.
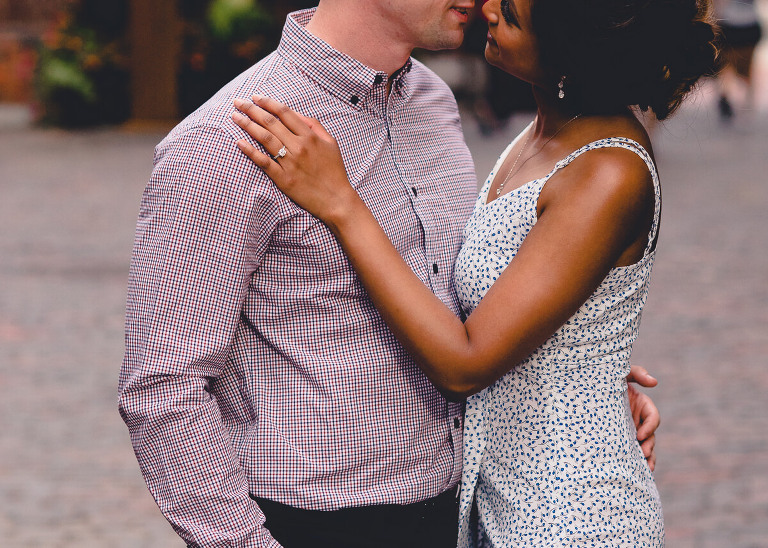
[387,79,465,487]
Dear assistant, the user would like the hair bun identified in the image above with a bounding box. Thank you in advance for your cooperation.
[649,16,719,118]
[532,0,720,120]
[689,18,718,45]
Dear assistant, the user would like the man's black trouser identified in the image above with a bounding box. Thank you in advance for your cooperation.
[252,486,460,548]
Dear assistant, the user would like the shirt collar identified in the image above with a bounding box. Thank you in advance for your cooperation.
[277,9,413,108]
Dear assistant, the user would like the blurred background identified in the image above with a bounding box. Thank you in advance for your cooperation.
[1,0,767,546]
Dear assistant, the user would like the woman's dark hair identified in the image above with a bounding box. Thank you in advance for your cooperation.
[531,0,719,120]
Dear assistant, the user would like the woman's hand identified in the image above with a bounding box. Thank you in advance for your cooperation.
[232,95,361,228]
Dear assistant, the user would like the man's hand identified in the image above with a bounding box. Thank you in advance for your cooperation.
[626,365,659,471]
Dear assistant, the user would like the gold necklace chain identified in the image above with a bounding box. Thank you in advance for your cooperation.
[496,114,581,197]
[496,132,531,197]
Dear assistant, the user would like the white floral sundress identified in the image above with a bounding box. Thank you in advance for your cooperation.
[454,129,665,547]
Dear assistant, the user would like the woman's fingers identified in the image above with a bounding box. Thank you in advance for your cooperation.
[232,100,292,159]
[252,94,312,137]
[235,138,284,182]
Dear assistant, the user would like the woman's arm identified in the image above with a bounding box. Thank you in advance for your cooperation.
[232,96,654,400]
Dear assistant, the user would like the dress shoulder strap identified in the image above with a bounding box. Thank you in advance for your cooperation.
[542,137,661,256]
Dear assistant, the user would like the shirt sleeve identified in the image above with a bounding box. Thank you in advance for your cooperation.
[118,125,282,547]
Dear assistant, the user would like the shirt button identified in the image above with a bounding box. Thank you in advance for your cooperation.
[454,418,461,429]
[433,263,439,275]
[350,95,360,105]
[374,75,384,85]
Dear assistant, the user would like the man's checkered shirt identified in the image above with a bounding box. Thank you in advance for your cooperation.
[119,9,477,546]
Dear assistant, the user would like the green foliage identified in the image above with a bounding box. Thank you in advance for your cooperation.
[35,0,130,127]
[207,0,270,41]
[37,51,96,103]
[179,0,278,115]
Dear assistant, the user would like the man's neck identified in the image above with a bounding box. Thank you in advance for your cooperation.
[305,2,414,76]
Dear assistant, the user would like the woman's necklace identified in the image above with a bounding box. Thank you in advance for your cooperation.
[496,132,531,197]
[496,114,582,197]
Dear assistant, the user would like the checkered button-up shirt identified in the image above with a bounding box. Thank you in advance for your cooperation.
[119,9,477,546]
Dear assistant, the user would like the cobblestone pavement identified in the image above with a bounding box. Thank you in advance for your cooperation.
[1,87,767,546]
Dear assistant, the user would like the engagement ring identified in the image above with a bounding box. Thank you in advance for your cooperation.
[273,146,288,161]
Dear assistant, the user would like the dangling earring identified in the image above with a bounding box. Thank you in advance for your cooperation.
[557,76,567,99]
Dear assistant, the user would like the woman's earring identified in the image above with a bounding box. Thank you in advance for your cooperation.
[558,76,566,99]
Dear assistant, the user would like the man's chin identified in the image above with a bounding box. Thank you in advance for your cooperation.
[421,32,466,53]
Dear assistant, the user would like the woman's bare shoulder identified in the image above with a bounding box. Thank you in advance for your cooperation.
[555,114,653,189]
[581,113,654,155]
[542,115,655,220]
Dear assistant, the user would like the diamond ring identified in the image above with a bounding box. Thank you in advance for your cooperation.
[272,146,288,161]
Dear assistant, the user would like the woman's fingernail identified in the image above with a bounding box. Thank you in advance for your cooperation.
[234,98,245,108]
[252,94,263,102]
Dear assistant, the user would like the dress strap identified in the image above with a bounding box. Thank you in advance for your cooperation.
[542,137,661,257]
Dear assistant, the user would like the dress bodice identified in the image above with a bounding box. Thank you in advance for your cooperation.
[456,133,660,373]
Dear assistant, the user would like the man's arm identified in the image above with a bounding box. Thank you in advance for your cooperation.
[119,126,281,547]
